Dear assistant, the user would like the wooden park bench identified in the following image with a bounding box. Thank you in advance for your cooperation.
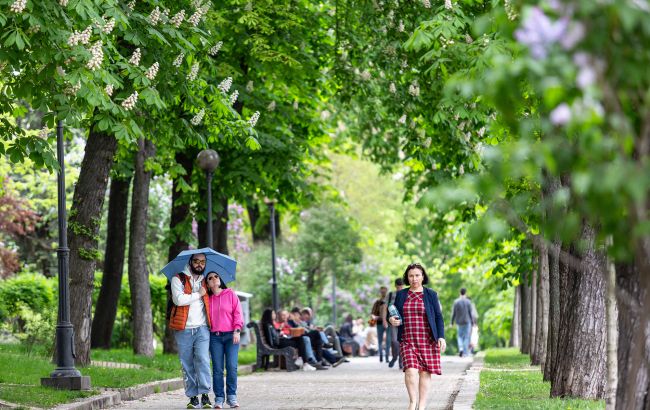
[246,321,299,372]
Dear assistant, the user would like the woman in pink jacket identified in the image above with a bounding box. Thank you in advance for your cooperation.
[206,271,244,409]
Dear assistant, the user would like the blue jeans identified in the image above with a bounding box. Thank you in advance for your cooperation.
[301,336,317,362]
[209,331,239,400]
[457,323,472,356]
[175,326,211,397]
[377,323,389,359]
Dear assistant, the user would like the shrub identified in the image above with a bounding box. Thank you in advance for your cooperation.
[0,273,56,323]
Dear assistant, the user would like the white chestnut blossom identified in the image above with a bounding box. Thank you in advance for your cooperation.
[173,52,185,67]
[145,62,159,80]
[170,10,185,28]
[459,164,465,175]
[209,41,223,56]
[56,66,66,77]
[10,0,27,13]
[64,81,81,96]
[401,59,408,68]
[229,90,239,106]
[248,111,260,128]
[398,114,407,124]
[190,108,205,125]
[398,20,405,32]
[38,126,49,139]
[389,82,396,94]
[59,0,68,5]
[445,0,452,10]
[408,82,420,97]
[86,41,104,71]
[122,91,139,110]
[360,69,371,81]
[267,101,276,112]
[150,6,161,25]
[465,34,473,43]
[102,18,115,34]
[188,6,209,26]
[187,63,199,81]
[422,0,431,8]
[129,48,141,65]
[127,1,135,12]
[246,81,254,92]
[218,77,233,93]
[105,84,114,96]
[293,100,299,110]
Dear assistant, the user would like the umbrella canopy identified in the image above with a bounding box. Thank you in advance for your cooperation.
[161,247,237,283]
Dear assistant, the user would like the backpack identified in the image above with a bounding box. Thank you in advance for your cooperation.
[165,274,187,320]
[371,299,384,317]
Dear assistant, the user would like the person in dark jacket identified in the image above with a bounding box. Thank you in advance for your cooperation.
[388,263,446,410]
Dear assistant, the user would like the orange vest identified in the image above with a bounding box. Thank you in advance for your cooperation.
[168,274,212,331]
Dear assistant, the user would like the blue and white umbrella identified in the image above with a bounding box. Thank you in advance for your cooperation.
[161,247,237,283]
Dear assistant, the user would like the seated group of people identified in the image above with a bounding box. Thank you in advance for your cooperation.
[260,307,348,371]
[339,314,379,357]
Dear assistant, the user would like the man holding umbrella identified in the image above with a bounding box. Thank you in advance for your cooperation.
[168,252,213,409]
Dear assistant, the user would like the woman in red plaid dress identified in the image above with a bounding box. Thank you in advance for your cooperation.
[389,263,446,410]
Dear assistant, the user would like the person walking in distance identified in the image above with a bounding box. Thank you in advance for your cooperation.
[389,263,446,410]
[382,277,404,368]
[371,286,389,362]
[451,287,474,357]
[169,253,213,409]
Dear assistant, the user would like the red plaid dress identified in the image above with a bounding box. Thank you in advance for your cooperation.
[400,290,442,374]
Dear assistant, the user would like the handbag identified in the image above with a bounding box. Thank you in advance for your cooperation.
[368,318,377,326]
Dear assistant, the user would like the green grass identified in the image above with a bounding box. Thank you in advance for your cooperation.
[475,348,605,410]
[238,347,256,365]
[0,385,97,408]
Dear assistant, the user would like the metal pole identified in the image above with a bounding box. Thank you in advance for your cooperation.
[332,272,337,325]
[206,170,213,248]
[52,120,81,378]
[269,203,279,312]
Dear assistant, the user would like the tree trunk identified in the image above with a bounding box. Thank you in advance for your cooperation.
[91,176,131,349]
[520,270,532,355]
[127,138,155,357]
[510,285,521,348]
[247,202,264,242]
[198,196,229,254]
[163,151,194,354]
[544,238,561,381]
[529,262,538,362]
[615,258,650,409]
[604,243,618,409]
[533,244,549,367]
[550,223,607,399]
[69,127,118,366]
[247,202,281,242]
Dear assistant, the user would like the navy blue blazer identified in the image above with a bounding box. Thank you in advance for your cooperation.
[393,287,445,342]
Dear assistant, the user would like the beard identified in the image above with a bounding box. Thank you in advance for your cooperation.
[190,264,205,275]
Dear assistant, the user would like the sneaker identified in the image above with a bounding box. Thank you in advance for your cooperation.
[187,396,199,409]
[308,360,328,370]
[201,394,212,409]
[332,357,346,368]
[226,396,240,408]
[321,360,331,367]
[213,397,224,409]
[303,363,316,371]
[323,342,334,348]
[388,357,397,368]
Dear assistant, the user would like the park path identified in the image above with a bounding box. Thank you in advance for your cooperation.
[113,355,472,410]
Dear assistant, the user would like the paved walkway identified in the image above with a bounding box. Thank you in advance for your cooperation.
[114,356,473,410]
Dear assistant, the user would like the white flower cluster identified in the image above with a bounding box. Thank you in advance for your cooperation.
[422,0,431,8]
[218,77,232,93]
[246,81,254,92]
[389,82,396,93]
[248,111,260,128]
[360,69,371,80]
[190,108,205,125]
[56,66,66,77]
[59,0,68,5]
[127,1,135,12]
[465,34,473,43]
[504,0,517,21]
[86,41,104,71]
[38,126,49,139]
[145,62,159,80]
[10,0,27,13]
[122,91,138,110]
[398,20,405,32]
[293,100,299,110]
[445,0,452,9]
[188,5,209,26]
[187,63,199,81]
[105,84,114,96]
[68,26,93,47]
[64,81,81,96]
[459,164,465,175]
[171,10,185,28]
[408,82,420,97]
[102,18,115,34]
[150,6,161,25]
[129,48,141,65]
[267,101,276,112]
[398,114,407,124]
[27,25,41,34]
[209,41,223,56]
[173,52,185,67]
[229,90,239,105]
[162,8,170,20]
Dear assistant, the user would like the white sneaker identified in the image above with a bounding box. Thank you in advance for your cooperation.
[302,363,316,371]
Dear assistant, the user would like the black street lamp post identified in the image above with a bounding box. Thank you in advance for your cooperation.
[41,121,90,390]
[197,149,220,248]
[265,199,279,313]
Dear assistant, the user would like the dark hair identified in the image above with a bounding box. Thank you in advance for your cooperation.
[344,313,354,323]
[460,288,467,295]
[290,307,301,314]
[402,263,429,286]
[205,272,227,295]
[394,278,404,287]
[261,308,274,328]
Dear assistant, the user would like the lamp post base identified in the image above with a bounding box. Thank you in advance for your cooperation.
[41,375,91,390]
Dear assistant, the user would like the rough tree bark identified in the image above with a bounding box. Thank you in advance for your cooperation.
[520,270,532,355]
[551,223,607,398]
[529,262,538,361]
[544,238,561,381]
[91,176,131,349]
[604,242,618,410]
[127,138,155,357]
[69,128,117,365]
[510,285,522,348]
[163,151,194,354]
[532,244,549,367]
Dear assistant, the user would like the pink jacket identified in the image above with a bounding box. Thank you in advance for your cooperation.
[208,288,244,332]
